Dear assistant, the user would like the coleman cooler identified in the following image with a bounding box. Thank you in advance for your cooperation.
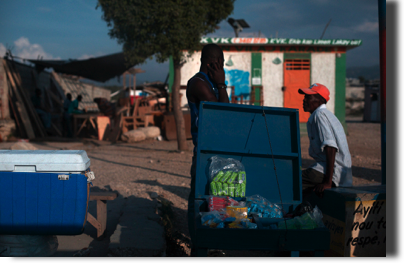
[0,150,94,235]
[193,102,330,256]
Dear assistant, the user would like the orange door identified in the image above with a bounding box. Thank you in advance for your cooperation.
[283,59,311,122]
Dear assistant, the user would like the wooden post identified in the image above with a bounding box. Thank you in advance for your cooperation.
[96,200,107,237]
[8,61,46,137]
[2,60,35,139]
[378,0,386,185]
[87,191,117,239]
[171,59,188,150]
[0,59,10,119]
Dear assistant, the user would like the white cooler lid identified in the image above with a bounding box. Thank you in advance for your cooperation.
[0,150,90,172]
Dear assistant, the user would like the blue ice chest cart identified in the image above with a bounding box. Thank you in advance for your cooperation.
[193,102,330,256]
[0,150,94,235]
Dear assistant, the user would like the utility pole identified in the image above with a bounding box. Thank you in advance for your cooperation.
[378,0,386,185]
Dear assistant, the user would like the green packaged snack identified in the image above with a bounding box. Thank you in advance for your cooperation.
[222,183,229,196]
[240,182,246,197]
[229,184,235,197]
[235,183,241,197]
[238,171,246,184]
[213,171,224,182]
[210,181,218,196]
[227,172,238,184]
[220,171,232,183]
[216,182,223,196]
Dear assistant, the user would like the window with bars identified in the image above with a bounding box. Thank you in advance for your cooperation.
[284,59,310,70]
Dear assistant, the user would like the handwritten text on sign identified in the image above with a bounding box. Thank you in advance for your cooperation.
[345,200,386,256]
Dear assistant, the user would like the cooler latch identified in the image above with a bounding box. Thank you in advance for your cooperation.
[58,174,69,180]
[85,171,95,182]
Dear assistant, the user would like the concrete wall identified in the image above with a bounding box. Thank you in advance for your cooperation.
[178,51,340,116]
[262,53,284,107]
[311,53,336,113]
[180,51,252,108]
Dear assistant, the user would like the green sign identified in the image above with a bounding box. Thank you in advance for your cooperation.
[201,37,362,46]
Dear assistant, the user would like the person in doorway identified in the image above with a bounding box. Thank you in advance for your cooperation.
[31,88,51,129]
[186,44,230,256]
[298,83,352,198]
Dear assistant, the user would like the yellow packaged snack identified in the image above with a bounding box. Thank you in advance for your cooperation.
[226,206,248,219]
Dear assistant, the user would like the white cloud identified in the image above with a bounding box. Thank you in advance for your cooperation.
[0,37,61,63]
[11,37,60,60]
[14,37,31,49]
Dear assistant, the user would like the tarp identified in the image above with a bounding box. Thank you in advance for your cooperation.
[28,52,133,82]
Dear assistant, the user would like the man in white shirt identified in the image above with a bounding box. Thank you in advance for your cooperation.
[298,83,353,198]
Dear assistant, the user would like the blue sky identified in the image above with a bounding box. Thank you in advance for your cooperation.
[0,0,380,86]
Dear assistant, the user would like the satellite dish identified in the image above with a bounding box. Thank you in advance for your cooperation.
[227,18,250,37]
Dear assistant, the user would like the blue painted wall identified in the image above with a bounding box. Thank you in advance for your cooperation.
[224,69,250,100]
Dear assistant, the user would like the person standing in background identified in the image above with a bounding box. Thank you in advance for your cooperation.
[186,44,230,256]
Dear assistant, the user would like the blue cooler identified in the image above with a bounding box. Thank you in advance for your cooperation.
[0,150,94,235]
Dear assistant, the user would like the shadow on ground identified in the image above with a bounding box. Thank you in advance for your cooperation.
[52,186,165,257]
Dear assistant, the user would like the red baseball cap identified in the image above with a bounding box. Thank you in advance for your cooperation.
[298,83,330,102]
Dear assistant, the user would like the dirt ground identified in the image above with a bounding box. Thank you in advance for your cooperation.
[87,117,382,256]
[1,117,382,257]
